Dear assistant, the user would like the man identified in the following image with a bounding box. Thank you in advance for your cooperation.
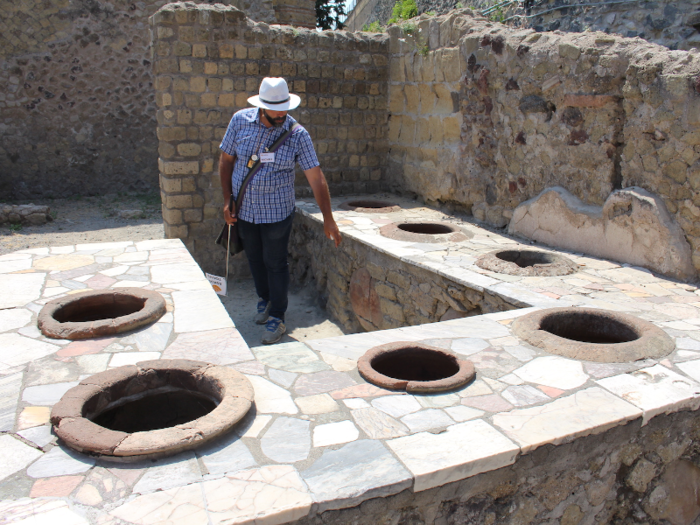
[219,77,342,345]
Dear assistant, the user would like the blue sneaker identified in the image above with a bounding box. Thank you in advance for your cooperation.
[262,316,286,345]
[255,299,271,325]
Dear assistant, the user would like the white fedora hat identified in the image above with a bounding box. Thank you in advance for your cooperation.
[248,77,301,111]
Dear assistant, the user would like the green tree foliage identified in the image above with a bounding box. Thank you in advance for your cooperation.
[316,0,346,30]
[388,0,418,24]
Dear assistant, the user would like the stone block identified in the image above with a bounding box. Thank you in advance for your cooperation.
[184,209,203,223]
[218,93,235,107]
[443,115,462,142]
[157,127,186,141]
[441,48,461,82]
[434,84,454,114]
[162,208,183,225]
[559,42,581,60]
[192,44,207,58]
[165,194,193,209]
[190,77,206,92]
[177,143,201,157]
[161,177,182,193]
[161,161,199,176]
[379,298,404,322]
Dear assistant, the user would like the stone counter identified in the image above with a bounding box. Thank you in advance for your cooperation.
[1,207,700,523]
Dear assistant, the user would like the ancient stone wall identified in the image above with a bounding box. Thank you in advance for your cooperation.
[294,408,700,524]
[386,10,700,271]
[352,0,699,51]
[524,0,700,51]
[0,0,304,200]
[150,2,389,273]
[289,211,518,333]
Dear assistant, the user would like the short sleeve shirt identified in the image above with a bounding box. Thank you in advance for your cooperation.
[219,107,319,224]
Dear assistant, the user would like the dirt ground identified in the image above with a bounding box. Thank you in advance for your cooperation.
[0,194,345,346]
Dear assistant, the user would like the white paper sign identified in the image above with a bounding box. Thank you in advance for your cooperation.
[260,152,275,163]
[205,273,227,296]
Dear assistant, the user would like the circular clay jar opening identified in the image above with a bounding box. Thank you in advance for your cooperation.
[340,200,401,213]
[512,307,675,363]
[358,342,475,393]
[379,222,472,244]
[50,359,254,461]
[38,288,166,340]
[475,249,579,277]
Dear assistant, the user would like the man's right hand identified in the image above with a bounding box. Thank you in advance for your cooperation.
[224,200,237,225]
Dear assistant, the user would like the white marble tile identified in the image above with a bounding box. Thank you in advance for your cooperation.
[18,425,54,447]
[133,452,202,494]
[371,395,421,418]
[109,352,161,367]
[99,265,130,277]
[204,465,312,525]
[172,290,234,333]
[387,419,519,492]
[197,436,257,477]
[295,393,339,415]
[22,381,78,406]
[502,385,551,407]
[492,387,641,453]
[234,414,272,439]
[598,365,700,424]
[0,435,43,482]
[261,417,311,462]
[417,392,460,408]
[513,356,589,390]
[313,420,360,447]
[401,409,454,432]
[451,337,490,356]
[677,359,700,383]
[111,482,208,525]
[0,372,24,431]
[343,398,370,409]
[136,239,185,251]
[0,500,88,525]
[0,273,46,309]
[0,258,32,274]
[444,405,484,422]
[112,280,148,288]
[151,263,205,285]
[268,368,298,388]
[26,445,94,478]
[76,241,132,251]
[114,251,149,263]
[247,376,298,414]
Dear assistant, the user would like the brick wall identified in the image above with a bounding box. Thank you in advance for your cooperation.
[150,2,390,273]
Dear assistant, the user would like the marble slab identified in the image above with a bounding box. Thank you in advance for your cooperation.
[387,419,519,492]
[597,365,700,424]
[301,440,412,512]
[0,435,44,482]
[492,387,642,453]
[172,290,234,333]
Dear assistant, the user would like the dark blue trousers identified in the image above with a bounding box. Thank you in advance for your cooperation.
[237,212,294,321]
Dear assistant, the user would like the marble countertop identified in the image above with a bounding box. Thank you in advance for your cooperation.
[1,196,700,524]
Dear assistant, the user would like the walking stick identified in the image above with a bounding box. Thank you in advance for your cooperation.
[225,194,233,296]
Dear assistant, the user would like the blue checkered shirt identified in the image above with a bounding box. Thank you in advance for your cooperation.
[219,107,319,224]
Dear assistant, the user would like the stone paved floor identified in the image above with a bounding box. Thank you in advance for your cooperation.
[1,198,700,524]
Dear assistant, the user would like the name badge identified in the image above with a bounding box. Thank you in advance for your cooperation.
[260,152,275,163]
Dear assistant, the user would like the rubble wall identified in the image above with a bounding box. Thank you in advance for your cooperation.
[386,10,700,270]
[289,211,518,333]
[150,2,389,272]
[0,0,278,200]
[293,409,700,524]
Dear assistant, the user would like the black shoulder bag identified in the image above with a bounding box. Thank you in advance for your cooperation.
[216,122,301,255]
